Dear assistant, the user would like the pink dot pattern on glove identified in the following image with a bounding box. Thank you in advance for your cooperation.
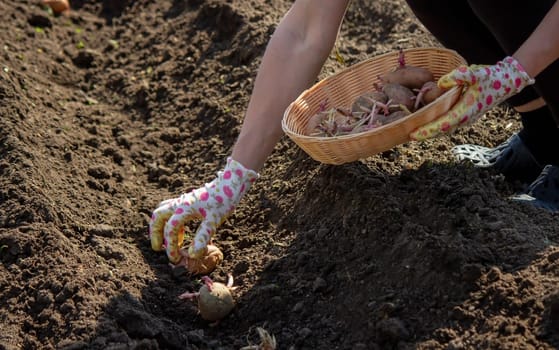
[223,185,233,198]
[410,56,535,141]
[149,158,259,264]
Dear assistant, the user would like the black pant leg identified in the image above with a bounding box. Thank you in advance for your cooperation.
[466,0,559,125]
[405,0,542,108]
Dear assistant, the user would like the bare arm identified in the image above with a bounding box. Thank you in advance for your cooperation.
[231,0,351,171]
[514,1,559,78]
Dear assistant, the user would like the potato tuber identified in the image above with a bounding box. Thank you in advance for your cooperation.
[306,112,325,135]
[421,81,445,104]
[379,66,434,90]
[351,91,388,115]
[198,280,235,322]
[179,274,236,323]
[185,244,224,275]
[307,107,362,137]
[381,110,409,125]
[382,83,415,111]
[379,50,434,89]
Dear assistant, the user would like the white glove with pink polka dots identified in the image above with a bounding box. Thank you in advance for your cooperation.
[149,157,259,264]
[410,56,535,140]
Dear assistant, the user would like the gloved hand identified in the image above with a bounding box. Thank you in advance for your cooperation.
[149,157,259,264]
[410,56,535,141]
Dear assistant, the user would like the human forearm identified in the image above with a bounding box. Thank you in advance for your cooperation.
[232,0,350,171]
[514,1,559,78]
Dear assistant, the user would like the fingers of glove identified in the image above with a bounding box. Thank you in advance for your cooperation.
[149,191,198,252]
[156,198,176,207]
[163,205,201,264]
[188,220,215,259]
[438,64,489,89]
[410,90,480,141]
[410,111,461,140]
[438,65,475,89]
[149,203,175,252]
[437,68,462,89]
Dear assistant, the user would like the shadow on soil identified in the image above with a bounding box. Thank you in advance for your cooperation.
[82,158,559,349]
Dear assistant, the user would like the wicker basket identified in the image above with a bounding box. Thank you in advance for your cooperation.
[282,47,467,165]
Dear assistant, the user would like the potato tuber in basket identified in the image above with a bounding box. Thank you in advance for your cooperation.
[281,47,467,165]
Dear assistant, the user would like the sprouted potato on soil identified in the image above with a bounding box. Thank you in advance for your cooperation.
[182,244,224,275]
[179,274,237,324]
[306,50,446,137]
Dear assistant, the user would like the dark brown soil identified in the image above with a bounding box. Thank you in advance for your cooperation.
[1,1,559,349]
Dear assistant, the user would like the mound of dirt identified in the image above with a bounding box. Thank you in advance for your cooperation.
[1,0,558,349]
